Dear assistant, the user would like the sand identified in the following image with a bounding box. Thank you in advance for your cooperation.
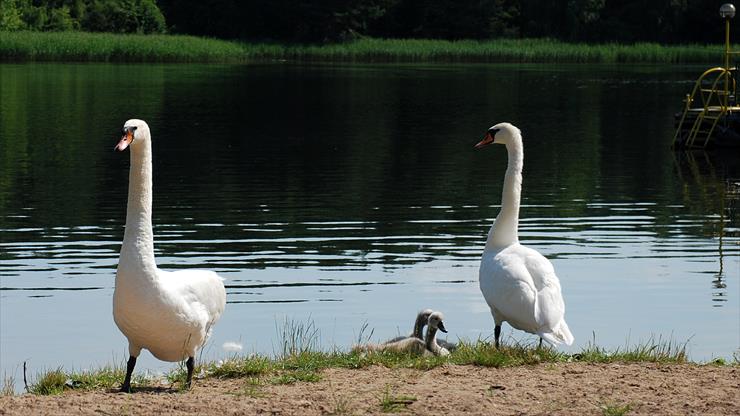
[0,363,738,415]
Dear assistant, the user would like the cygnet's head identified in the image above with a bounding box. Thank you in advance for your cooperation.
[115,119,150,151]
[418,309,434,321]
[474,122,520,148]
[428,311,447,333]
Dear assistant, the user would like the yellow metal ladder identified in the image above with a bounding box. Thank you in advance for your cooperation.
[673,67,735,148]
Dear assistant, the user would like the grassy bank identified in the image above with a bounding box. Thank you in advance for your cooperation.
[254,37,726,64]
[12,338,735,397]
[0,31,249,63]
[0,31,732,63]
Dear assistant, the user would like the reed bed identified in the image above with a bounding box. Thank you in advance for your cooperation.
[251,38,724,64]
[0,32,731,64]
[0,31,248,63]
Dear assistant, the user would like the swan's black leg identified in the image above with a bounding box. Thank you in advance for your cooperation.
[120,355,137,393]
[185,356,195,389]
[494,325,501,349]
[538,337,543,349]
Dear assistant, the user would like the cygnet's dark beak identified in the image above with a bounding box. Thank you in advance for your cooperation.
[474,132,494,149]
[437,321,448,333]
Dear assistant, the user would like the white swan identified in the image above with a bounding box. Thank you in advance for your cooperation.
[354,312,450,356]
[113,119,226,392]
[475,122,573,348]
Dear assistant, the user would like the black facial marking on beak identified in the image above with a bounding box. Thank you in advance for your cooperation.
[438,321,448,333]
[488,127,500,136]
[122,126,138,135]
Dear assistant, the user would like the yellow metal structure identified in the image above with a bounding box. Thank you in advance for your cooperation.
[673,6,740,148]
[673,67,738,148]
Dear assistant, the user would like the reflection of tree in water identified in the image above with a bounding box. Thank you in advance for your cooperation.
[673,151,739,307]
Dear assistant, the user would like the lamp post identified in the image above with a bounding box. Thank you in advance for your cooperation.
[720,4,735,71]
[720,4,736,108]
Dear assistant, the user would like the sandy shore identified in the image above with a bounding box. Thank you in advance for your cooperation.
[1,363,737,415]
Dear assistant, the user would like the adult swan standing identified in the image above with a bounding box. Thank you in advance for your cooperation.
[475,122,573,349]
[113,119,226,392]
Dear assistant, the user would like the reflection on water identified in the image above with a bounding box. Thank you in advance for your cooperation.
[0,63,738,384]
[673,150,740,307]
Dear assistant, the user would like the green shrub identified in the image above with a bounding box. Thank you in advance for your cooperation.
[0,0,26,30]
[83,0,166,34]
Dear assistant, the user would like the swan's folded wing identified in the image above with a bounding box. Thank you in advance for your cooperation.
[164,269,227,325]
[518,248,570,342]
[534,281,565,330]
[481,252,539,331]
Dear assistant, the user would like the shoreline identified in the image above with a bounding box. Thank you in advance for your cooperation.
[0,32,730,64]
[1,362,737,415]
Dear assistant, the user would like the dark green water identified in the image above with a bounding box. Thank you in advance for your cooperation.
[0,63,737,381]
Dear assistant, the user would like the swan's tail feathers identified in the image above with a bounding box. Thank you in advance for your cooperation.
[538,320,574,346]
[558,320,574,345]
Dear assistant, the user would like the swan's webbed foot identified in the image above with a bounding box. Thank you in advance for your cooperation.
[120,355,137,393]
[185,356,195,389]
[494,325,501,349]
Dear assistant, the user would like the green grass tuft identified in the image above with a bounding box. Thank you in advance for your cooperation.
[270,369,322,385]
[600,401,633,416]
[451,339,568,367]
[277,316,321,359]
[576,336,688,364]
[327,380,354,416]
[379,385,417,413]
[68,364,147,391]
[227,377,267,398]
[208,356,272,379]
[29,367,67,396]
[29,363,153,395]
[1,373,15,397]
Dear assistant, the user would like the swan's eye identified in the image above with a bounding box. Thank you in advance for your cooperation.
[122,126,138,138]
[488,128,500,137]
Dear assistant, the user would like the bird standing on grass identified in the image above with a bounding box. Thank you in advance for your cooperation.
[475,122,573,349]
[113,119,226,392]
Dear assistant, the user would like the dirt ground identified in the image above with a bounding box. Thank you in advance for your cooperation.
[0,363,737,415]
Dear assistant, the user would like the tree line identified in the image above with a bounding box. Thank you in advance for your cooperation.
[0,0,734,43]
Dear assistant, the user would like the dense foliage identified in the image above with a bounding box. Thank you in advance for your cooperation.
[0,0,736,43]
[156,0,735,43]
[0,0,165,33]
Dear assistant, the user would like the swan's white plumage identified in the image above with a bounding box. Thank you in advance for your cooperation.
[113,119,226,364]
[477,122,573,347]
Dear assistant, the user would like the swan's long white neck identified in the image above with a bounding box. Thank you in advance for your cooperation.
[486,136,523,250]
[118,134,157,279]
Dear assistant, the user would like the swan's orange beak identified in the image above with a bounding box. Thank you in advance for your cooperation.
[474,132,494,149]
[115,128,134,151]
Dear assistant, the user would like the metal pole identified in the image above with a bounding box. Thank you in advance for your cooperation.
[725,17,731,108]
[726,17,731,71]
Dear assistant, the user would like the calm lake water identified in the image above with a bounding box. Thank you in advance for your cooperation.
[1,62,738,384]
